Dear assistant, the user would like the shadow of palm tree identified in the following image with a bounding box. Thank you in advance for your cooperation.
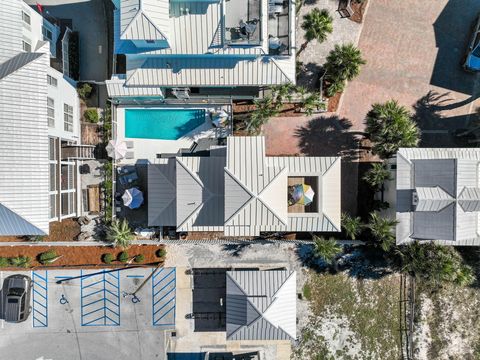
[294,115,359,160]
[295,115,361,214]
[296,62,323,91]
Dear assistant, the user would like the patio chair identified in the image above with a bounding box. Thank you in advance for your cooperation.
[125,151,134,159]
[125,141,134,149]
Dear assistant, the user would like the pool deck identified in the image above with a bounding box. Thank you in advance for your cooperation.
[114,105,232,165]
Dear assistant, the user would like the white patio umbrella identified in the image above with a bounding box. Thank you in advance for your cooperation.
[122,188,144,209]
[106,139,128,160]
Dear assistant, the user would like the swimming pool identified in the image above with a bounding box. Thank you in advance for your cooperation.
[125,108,206,140]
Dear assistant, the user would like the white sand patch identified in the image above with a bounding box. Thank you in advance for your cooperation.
[313,308,363,359]
[413,294,433,360]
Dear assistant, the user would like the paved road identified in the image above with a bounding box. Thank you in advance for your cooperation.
[0,268,175,360]
[339,0,480,146]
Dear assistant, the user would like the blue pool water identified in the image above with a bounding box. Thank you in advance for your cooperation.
[125,108,206,140]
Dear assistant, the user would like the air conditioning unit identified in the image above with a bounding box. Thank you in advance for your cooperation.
[172,87,190,99]
[412,191,418,206]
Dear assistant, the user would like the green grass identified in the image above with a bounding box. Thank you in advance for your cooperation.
[303,284,312,301]
[295,271,401,360]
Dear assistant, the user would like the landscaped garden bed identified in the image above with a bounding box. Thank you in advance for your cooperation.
[0,244,166,269]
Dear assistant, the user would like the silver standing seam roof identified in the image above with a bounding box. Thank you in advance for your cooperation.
[147,136,341,235]
[396,148,480,246]
[0,49,50,235]
[226,270,296,341]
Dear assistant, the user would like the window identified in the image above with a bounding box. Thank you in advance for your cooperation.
[42,26,53,41]
[22,11,30,25]
[47,97,55,127]
[64,104,73,132]
[22,40,31,52]
[47,74,58,87]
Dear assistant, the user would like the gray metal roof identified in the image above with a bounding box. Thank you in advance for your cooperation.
[106,75,164,97]
[226,270,296,341]
[0,0,23,65]
[176,156,225,231]
[146,136,341,235]
[125,56,293,88]
[396,148,480,245]
[147,160,176,226]
[0,50,50,235]
[120,0,170,41]
[0,52,43,80]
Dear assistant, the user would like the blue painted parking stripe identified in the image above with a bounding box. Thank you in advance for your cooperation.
[152,267,176,327]
[126,275,144,278]
[32,271,48,328]
[81,270,120,326]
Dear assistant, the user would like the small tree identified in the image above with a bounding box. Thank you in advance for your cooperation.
[363,162,393,191]
[396,242,475,287]
[118,251,129,263]
[107,219,135,249]
[102,253,114,264]
[301,92,325,116]
[9,256,31,268]
[324,43,365,97]
[368,212,398,252]
[134,254,145,263]
[312,236,342,264]
[246,96,280,134]
[341,213,363,240]
[300,9,333,54]
[365,100,420,159]
[38,250,59,265]
[77,83,92,100]
[84,108,99,123]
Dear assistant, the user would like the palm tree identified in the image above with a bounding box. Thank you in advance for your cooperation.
[312,236,342,264]
[325,43,366,82]
[341,213,363,240]
[368,212,398,252]
[365,100,420,159]
[363,162,393,191]
[324,43,365,97]
[107,219,135,249]
[301,92,325,116]
[247,96,280,134]
[299,9,333,55]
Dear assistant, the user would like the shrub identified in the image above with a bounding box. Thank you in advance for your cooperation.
[363,162,393,191]
[156,248,167,258]
[84,108,99,123]
[134,254,145,263]
[107,219,135,248]
[302,284,312,300]
[365,100,420,159]
[367,212,398,252]
[312,236,342,264]
[9,256,31,268]
[38,250,58,265]
[396,242,475,287]
[30,235,46,242]
[341,213,363,240]
[102,253,114,264]
[77,83,92,100]
[0,258,8,267]
[118,251,129,263]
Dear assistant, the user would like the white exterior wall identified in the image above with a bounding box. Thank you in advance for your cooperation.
[21,1,60,58]
[47,67,81,143]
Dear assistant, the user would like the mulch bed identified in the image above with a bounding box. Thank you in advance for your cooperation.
[0,219,82,242]
[349,0,368,24]
[327,92,342,112]
[0,244,165,270]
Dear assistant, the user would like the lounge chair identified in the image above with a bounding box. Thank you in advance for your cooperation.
[125,141,134,149]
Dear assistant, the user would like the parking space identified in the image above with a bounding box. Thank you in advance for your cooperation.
[0,267,176,360]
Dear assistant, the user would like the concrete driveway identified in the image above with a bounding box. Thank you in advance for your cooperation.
[339,0,480,146]
[0,268,174,360]
[26,0,110,81]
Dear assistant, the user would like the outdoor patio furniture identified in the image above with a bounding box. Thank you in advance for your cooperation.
[87,185,100,214]
[119,171,139,186]
[125,141,134,149]
[122,187,144,209]
[125,151,134,159]
[106,139,128,160]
